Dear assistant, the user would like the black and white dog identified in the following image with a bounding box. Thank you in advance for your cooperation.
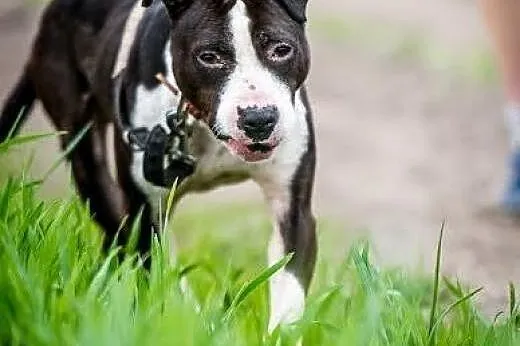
[0,0,316,330]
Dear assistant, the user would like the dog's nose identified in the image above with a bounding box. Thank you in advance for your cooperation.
[237,105,279,141]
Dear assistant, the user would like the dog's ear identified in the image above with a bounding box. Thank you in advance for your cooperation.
[142,0,193,20]
[275,0,309,24]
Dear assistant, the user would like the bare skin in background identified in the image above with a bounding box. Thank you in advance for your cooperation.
[1,0,519,315]
[480,0,520,103]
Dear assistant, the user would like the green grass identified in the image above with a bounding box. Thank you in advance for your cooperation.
[1,140,520,345]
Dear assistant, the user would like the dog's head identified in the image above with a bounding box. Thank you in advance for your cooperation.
[144,0,310,162]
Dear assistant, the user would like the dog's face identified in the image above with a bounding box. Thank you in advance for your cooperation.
[164,0,310,162]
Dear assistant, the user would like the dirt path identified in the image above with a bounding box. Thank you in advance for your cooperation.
[1,1,518,314]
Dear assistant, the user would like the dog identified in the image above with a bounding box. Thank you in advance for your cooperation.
[0,0,316,331]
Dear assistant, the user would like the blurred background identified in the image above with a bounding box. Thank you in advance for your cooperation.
[0,0,517,314]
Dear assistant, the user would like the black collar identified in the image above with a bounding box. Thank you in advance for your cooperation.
[113,70,197,188]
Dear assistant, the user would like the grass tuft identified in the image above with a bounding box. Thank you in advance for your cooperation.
[1,139,520,345]
[428,220,445,343]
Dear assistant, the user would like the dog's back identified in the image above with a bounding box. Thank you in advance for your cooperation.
[46,0,120,32]
[0,0,133,142]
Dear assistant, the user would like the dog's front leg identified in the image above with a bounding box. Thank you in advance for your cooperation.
[255,150,317,333]
[267,193,316,333]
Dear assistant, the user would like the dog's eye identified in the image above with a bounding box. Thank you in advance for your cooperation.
[267,43,294,62]
[197,51,224,68]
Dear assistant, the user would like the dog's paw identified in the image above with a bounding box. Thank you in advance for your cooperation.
[268,270,305,333]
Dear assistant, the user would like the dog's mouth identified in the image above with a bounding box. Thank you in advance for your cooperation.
[216,134,279,162]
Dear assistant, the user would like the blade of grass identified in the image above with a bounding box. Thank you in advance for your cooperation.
[428,220,446,344]
[427,287,484,345]
[5,106,26,141]
[0,132,66,153]
[483,311,505,345]
[223,253,293,323]
[510,282,516,318]
[87,247,121,298]
[164,178,179,231]
[124,207,144,255]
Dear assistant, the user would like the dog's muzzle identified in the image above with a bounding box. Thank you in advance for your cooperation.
[237,105,279,142]
[213,103,281,163]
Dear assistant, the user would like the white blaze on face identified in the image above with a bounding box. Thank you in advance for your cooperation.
[216,0,296,140]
